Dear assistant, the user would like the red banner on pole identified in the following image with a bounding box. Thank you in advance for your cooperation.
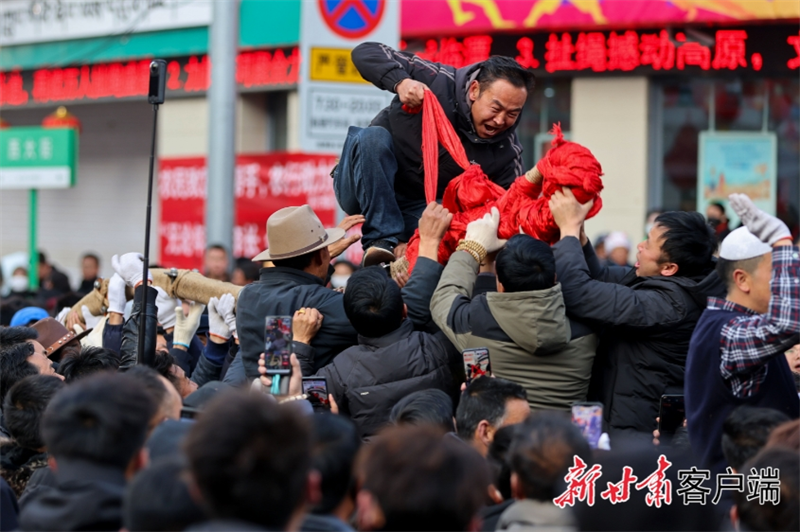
[159,152,353,270]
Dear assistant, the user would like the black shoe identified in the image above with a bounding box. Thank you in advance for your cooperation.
[362,240,396,267]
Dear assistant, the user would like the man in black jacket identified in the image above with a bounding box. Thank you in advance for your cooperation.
[236,205,361,381]
[298,267,458,439]
[336,42,535,265]
[548,189,724,440]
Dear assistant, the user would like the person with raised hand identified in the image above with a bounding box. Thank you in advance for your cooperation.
[685,194,799,504]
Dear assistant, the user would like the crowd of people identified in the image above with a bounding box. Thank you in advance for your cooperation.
[1,43,799,532]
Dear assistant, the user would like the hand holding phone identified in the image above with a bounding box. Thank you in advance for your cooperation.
[658,394,685,441]
[463,348,491,385]
[571,402,603,449]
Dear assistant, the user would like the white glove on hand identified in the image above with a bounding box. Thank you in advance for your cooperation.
[81,306,103,329]
[173,302,206,348]
[106,274,127,315]
[464,207,507,254]
[729,193,791,245]
[208,293,237,340]
[55,306,71,326]
[111,252,152,287]
[155,287,178,329]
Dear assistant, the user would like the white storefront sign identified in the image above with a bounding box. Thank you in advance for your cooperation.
[299,0,399,154]
[1,0,211,46]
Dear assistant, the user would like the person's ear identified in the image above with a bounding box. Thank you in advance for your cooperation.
[510,471,525,501]
[730,504,739,531]
[488,484,504,504]
[733,269,751,294]
[468,80,480,103]
[496,279,505,293]
[126,447,149,479]
[660,261,679,277]
[185,470,206,508]
[402,303,408,319]
[47,455,58,472]
[356,490,385,531]
[477,419,494,447]
[466,515,483,532]
[305,469,322,506]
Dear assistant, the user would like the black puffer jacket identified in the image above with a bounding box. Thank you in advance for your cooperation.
[352,42,525,201]
[553,237,725,437]
[309,320,458,439]
[0,442,47,499]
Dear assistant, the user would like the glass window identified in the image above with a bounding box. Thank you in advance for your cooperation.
[517,78,572,170]
[658,78,799,239]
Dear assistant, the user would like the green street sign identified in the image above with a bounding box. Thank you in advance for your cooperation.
[0,126,78,189]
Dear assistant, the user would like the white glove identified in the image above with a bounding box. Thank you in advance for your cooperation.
[208,293,237,340]
[55,306,71,326]
[729,193,791,246]
[106,274,127,315]
[111,252,152,287]
[173,302,206,348]
[464,207,507,254]
[80,306,103,329]
[155,287,178,329]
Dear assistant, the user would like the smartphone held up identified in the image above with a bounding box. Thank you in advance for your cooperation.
[265,316,293,376]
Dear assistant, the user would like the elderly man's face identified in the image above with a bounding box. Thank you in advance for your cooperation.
[27,340,63,380]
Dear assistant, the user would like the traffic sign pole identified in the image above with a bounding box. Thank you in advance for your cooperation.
[28,189,39,290]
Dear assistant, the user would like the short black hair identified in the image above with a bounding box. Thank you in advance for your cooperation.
[234,257,261,283]
[0,341,39,403]
[496,235,556,292]
[42,373,156,469]
[734,447,799,532]
[123,456,204,532]
[37,250,48,264]
[310,414,361,515]
[654,211,717,277]
[477,56,535,93]
[456,377,527,442]
[355,425,489,532]
[58,347,120,383]
[3,375,65,449]
[0,325,38,346]
[206,244,227,254]
[390,389,455,433]
[126,365,171,425]
[82,253,100,265]
[271,249,319,271]
[343,266,404,338]
[716,255,765,293]
[509,412,590,501]
[487,423,516,500]
[721,406,791,471]
[184,390,312,529]
[151,350,180,394]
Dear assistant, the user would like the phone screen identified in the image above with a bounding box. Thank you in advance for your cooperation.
[265,316,293,375]
[658,394,685,438]
[571,402,603,449]
[463,348,491,385]
[302,377,331,411]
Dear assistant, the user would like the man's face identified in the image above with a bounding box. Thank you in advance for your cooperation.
[742,253,773,315]
[82,257,99,280]
[635,224,672,277]
[205,248,228,278]
[468,79,527,139]
[170,364,198,398]
[26,340,63,379]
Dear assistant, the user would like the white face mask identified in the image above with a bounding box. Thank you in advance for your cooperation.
[330,274,350,289]
[9,275,29,293]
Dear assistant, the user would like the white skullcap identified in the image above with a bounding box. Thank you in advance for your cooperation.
[604,231,631,252]
[719,227,771,261]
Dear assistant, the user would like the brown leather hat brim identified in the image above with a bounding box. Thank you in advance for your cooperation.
[252,227,346,262]
[45,327,92,358]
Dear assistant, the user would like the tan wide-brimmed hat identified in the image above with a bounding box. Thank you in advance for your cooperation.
[252,205,345,262]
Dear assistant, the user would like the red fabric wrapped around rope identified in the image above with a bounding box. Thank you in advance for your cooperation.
[403,89,604,272]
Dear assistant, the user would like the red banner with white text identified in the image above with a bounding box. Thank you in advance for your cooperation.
[159,153,360,271]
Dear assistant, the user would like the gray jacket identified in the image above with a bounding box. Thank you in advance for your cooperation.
[430,251,596,411]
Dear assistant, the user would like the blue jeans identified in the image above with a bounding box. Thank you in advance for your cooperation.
[333,126,426,249]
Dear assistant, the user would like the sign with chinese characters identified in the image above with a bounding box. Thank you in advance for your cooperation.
[401,25,799,77]
[159,153,347,269]
[697,131,777,226]
[299,0,399,153]
[0,47,299,108]
[400,0,800,37]
[0,0,211,46]
[0,126,78,189]
[553,454,782,508]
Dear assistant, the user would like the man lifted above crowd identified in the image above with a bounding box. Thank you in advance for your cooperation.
[335,42,535,265]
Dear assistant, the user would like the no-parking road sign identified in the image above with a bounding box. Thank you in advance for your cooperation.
[318,0,386,39]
